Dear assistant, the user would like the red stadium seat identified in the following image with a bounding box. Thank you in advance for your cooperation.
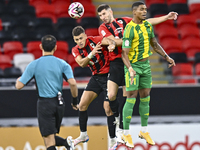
[51,0,70,5]
[27,41,42,59]
[160,38,183,54]
[182,38,200,52]
[154,20,175,35]
[54,41,69,60]
[195,63,200,75]
[82,3,96,17]
[3,42,23,60]
[189,3,200,20]
[35,4,57,23]
[172,63,193,76]
[85,28,99,36]
[176,14,198,29]
[182,38,200,61]
[0,19,2,31]
[145,0,165,8]
[65,54,77,69]
[166,0,187,5]
[73,0,93,4]
[55,4,70,18]
[157,26,179,41]
[29,0,49,6]
[179,25,200,40]
[0,55,13,69]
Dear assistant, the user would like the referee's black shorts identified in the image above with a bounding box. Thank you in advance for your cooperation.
[108,58,125,86]
[85,73,109,101]
[37,97,65,137]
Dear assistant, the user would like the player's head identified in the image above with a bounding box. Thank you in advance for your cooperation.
[72,26,87,49]
[40,35,57,52]
[97,4,115,24]
[132,1,147,20]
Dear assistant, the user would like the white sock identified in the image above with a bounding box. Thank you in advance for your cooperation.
[123,129,129,135]
[141,126,148,133]
[110,137,116,147]
[80,131,87,137]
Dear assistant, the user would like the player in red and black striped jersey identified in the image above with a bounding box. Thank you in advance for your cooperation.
[71,26,119,148]
[97,4,178,147]
[72,35,110,75]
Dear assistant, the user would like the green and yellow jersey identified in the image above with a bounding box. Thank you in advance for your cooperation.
[122,20,155,63]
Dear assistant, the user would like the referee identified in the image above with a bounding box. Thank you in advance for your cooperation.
[15,35,78,150]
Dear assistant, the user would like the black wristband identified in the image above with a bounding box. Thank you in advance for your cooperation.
[71,97,78,105]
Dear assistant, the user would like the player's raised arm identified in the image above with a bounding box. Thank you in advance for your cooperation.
[147,11,178,25]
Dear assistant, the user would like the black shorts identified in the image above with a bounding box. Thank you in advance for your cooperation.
[85,73,109,101]
[37,97,65,137]
[108,58,125,86]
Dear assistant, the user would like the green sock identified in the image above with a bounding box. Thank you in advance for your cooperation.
[139,96,150,126]
[123,98,136,130]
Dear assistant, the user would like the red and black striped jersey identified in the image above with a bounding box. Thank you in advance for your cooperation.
[98,17,132,61]
[72,36,110,75]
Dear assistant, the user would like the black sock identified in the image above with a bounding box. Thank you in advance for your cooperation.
[47,146,56,150]
[107,115,116,138]
[109,100,119,117]
[79,110,88,132]
[119,96,126,129]
[55,136,69,148]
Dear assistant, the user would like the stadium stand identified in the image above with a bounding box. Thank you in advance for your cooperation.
[3,41,23,59]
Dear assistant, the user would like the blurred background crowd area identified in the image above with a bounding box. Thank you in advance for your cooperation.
[0,0,199,87]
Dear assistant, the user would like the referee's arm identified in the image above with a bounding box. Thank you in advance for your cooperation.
[15,77,25,90]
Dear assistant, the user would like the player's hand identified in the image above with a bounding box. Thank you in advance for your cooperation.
[107,44,115,52]
[166,56,176,68]
[92,42,102,55]
[167,12,178,20]
[128,67,136,85]
[71,103,79,110]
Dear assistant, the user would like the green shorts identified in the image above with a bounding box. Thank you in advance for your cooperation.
[124,59,152,91]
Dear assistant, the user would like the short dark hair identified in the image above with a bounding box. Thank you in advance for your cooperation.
[72,26,85,37]
[41,35,56,52]
[132,1,145,10]
[97,4,111,13]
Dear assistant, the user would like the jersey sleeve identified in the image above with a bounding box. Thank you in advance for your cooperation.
[72,47,80,59]
[98,24,112,37]
[149,23,155,38]
[19,61,35,85]
[62,61,74,80]
[122,24,135,48]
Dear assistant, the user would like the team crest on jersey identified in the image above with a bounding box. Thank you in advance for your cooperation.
[90,43,95,48]
[117,20,123,24]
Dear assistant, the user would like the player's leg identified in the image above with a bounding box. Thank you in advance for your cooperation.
[138,60,155,145]
[107,80,119,117]
[104,101,118,150]
[43,134,56,150]
[74,90,97,146]
[116,85,126,144]
[55,102,74,150]
[122,90,138,148]
[37,98,58,150]
[121,66,140,148]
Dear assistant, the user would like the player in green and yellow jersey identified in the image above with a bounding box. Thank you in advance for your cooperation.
[121,1,176,148]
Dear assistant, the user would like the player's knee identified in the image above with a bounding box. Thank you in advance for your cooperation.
[78,104,88,111]
[108,92,117,101]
